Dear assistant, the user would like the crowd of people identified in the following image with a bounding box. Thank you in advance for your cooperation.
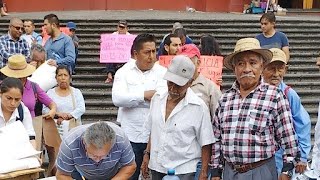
[0,11,319,180]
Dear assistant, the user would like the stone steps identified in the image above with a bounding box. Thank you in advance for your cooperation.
[3,16,319,137]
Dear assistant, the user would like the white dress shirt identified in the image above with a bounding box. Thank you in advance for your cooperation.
[112,61,167,143]
[0,99,35,137]
[144,88,215,174]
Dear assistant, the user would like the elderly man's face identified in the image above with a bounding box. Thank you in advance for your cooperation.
[167,81,190,100]
[84,142,112,163]
[263,61,287,87]
[31,50,46,67]
[234,51,264,91]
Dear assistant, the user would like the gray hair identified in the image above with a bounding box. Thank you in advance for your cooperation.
[30,44,47,60]
[172,22,183,30]
[83,122,116,149]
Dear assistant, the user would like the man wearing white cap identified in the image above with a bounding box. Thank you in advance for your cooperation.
[262,48,311,176]
[141,55,215,180]
[210,38,301,180]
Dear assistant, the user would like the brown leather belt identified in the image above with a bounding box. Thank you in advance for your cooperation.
[226,157,273,173]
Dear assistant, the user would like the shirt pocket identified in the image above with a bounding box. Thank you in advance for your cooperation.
[248,109,269,132]
[144,75,157,90]
[126,77,141,92]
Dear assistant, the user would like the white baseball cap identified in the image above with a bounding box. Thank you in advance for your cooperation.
[164,55,195,86]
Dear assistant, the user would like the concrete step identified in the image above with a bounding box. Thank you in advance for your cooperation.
[82,109,117,123]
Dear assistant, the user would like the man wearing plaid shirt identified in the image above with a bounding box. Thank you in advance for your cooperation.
[0,17,30,68]
[210,38,301,180]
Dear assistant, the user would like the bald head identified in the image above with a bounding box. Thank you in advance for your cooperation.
[172,22,183,33]
[10,18,23,25]
[9,18,23,41]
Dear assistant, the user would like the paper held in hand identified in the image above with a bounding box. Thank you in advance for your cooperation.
[0,121,41,174]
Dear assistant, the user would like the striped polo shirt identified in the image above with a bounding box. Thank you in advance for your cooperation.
[56,122,135,180]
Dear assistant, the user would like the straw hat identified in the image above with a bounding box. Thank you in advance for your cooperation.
[269,48,287,64]
[0,54,36,78]
[224,38,273,70]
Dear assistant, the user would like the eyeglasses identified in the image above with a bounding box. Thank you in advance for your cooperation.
[11,25,24,31]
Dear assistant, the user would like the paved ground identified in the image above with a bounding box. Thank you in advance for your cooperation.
[2,10,320,21]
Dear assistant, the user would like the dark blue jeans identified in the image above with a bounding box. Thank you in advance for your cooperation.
[130,142,147,180]
[194,160,211,180]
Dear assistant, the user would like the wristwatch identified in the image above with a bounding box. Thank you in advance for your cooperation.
[282,170,293,178]
[143,150,150,156]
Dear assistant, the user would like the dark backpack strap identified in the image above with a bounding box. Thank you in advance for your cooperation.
[16,103,24,121]
[284,86,291,97]
[30,81,44,116]
[30,81,38,101]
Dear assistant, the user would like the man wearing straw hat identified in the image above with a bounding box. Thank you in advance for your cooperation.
[262,48,311,177]
[210,38,301,180]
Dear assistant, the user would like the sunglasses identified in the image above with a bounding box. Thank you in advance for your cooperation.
[11,25,24,31]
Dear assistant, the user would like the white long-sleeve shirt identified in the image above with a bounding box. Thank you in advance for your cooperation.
[112,61,167,143]
[144,88,215,174]
[0,100,35,137]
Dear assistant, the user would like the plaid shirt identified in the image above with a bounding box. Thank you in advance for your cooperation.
[0,33,30,67]
[211,81,300,168]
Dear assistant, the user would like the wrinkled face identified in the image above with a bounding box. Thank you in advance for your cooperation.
[117,25,128,34]
[84,142,112,163]
[31,50,46,62]
[165,37,182,55]
[234,51,264,91]
[260,18,275,34]
[1,88,22,113]
[263,61,286,87]
[31,50,46,67]
[135,42,156,71]
[43,19,54,36]
[167,81,190,100]
[9,21,24,40]
[56,69,71,89]
[23,21,35,35]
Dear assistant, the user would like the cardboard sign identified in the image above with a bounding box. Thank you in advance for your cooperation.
[159,55,223,83]
[42,27,71,46]
[99,34,137,63]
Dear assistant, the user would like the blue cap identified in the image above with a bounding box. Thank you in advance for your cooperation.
[66,21,77,30]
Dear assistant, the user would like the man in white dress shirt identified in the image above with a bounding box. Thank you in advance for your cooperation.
[141,55,215,180]
[112,33,167,180]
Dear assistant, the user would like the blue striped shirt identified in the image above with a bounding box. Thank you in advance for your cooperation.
[0,33,30,67]
[56,122,135,180]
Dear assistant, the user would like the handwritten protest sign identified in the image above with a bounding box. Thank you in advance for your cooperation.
[99,34,137,63]
[159,55,223,83]
[41,27,71,46]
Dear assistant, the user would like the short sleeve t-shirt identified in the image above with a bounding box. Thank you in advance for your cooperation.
[256,31,289,49]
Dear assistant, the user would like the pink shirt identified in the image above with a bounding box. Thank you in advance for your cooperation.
[22,80,53,118]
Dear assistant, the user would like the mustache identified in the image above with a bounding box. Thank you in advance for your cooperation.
[240,74,255,79]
